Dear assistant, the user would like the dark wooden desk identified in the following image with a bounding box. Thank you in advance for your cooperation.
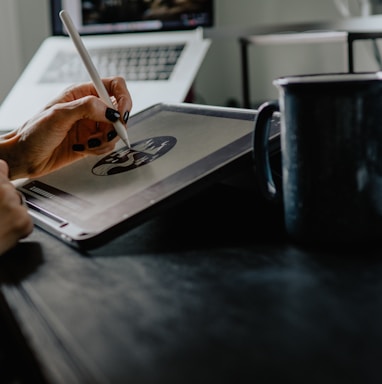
[1,180,382,384]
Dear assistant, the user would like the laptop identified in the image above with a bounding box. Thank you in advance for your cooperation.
[15,103,281,249]
[0,0,212,132]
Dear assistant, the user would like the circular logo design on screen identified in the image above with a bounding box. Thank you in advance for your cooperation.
[92,136,177,176]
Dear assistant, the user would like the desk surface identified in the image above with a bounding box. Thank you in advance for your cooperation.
[1,181,382,384]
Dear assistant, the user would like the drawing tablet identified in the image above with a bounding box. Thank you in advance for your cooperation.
[16,103,280,249]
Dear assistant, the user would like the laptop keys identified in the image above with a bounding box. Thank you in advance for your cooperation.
[40,43,185,83]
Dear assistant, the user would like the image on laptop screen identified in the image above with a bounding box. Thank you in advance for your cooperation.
[50,0,214,35]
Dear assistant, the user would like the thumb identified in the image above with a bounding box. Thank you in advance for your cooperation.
[0,159,9,177]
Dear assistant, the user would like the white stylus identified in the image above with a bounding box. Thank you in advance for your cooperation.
[59,9,131,148]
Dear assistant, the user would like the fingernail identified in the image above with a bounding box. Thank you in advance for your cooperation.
[72,144,85,151]
[105,107,120,122]
[123,110,130,123]
[107,130,117,142]
[88,138,101,148]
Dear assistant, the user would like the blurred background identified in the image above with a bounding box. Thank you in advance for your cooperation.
[1,0,382,110]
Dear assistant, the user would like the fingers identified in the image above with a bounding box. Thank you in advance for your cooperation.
[0,171,33,256]
[50,76,132,145]
[67,103,126,153]
[49,95,124,128]
[55,76,132,125]
[0,159,9,177]
[68,91,131,154]
[71,122,120,154]
[102,76,133,117]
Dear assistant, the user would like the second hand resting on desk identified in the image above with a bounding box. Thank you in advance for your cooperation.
[59,9,131,148]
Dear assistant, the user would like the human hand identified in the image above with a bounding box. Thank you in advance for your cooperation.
[0,160,33,256]
[4,76,132,179]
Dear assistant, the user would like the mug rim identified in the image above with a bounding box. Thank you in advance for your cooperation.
[274,71,382,85]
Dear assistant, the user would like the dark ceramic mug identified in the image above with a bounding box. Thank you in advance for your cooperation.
[253,72,382,245]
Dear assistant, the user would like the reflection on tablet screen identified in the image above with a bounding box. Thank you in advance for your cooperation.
[92,136,177,176]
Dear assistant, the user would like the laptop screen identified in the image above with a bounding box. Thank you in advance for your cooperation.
[50,0,214,36]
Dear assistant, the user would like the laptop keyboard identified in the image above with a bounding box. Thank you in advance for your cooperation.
[39,43,185,83]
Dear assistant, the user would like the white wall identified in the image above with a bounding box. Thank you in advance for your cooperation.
[194,0,381,107]
[0,0,379,108]
[0,1,23,102]
[15,0,51,64]
[0,0,49,103]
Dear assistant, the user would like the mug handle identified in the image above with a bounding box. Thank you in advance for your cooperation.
[253,100,281,202]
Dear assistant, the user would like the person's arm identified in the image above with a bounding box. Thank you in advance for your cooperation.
[0,76,131,256]
[1,76,132,180]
